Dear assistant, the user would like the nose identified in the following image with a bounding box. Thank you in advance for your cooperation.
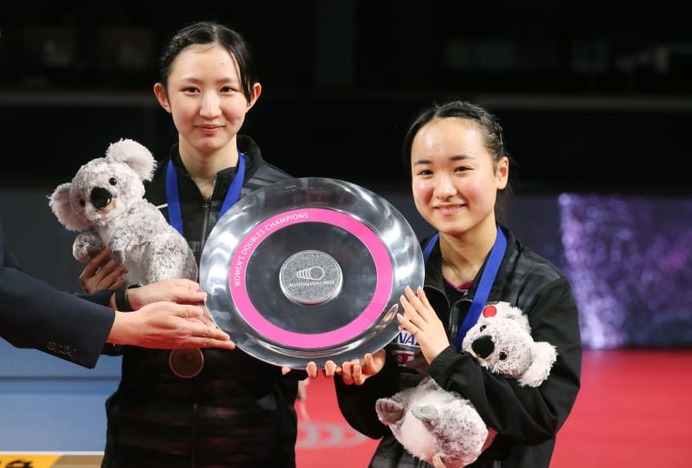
[471,335,495,359]
[90,187,113,210]
[199,92,222,118]
[433,174,456,199]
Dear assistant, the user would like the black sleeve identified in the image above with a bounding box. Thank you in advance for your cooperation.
[334,350,401,439]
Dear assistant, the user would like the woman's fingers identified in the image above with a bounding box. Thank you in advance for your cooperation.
[79,249,127,292]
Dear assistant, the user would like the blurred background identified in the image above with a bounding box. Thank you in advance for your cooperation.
[1,0,691,191]
[0,1,690,465]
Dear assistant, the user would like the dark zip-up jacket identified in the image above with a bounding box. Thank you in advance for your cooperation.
[102,136,305,468]
[335,225,582,468]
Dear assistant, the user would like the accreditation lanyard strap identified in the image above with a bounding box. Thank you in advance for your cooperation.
[422,226,507,350]
[165,153,246,234]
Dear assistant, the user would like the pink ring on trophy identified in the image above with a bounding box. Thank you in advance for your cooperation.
[228,208,393,349]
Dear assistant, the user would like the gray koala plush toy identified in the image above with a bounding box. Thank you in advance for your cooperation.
[375,302,558,468]
[49,138,197,285]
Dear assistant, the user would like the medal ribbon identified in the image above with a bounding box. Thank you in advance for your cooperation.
[164,152,246,378]
[422,225,507,350]
[166,152,246,234]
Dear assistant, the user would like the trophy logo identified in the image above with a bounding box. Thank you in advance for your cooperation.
[280,250,343,306]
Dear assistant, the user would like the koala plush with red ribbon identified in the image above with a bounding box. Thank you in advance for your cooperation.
[376,302,557,468]
[462,302,558,387]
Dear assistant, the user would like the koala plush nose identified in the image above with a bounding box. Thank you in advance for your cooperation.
[90,187,113,210]
[471,335,495,359]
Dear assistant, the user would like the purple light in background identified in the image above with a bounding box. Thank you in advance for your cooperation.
[558,193,692,349]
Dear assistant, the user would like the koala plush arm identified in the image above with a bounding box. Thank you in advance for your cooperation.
[518,341,558,388]
[73,231,104,264]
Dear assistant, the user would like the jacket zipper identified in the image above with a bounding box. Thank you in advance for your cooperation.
[200,201,211,258]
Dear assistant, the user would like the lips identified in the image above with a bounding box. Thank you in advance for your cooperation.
[198,124,222,135]
[435,204,463,216]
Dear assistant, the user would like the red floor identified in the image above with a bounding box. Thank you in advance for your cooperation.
[295,349,692,467]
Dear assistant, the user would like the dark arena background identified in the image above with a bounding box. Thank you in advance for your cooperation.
[1,2,690,467]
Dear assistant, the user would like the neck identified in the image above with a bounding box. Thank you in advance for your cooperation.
[178,142,239,200]
[178,141,239,179]
[439,222,498,284]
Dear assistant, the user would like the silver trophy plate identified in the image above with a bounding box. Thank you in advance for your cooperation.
[199,177,424,368]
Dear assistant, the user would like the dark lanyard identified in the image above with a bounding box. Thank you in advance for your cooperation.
[422,225,507,350]
[165,153,246,234]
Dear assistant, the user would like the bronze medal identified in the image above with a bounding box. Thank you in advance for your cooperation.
[168,348,204,378]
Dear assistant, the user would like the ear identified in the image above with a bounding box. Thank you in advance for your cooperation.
[518,341,558,387]
[153,82,171,113]
[48,183,89,231]
[105,138,156,181]
[496,155,509,190]
[246,82,262,111]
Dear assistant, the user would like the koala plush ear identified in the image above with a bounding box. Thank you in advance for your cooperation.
[518,341,558,388]
[48,182,89,231]
[492,302,532,334]
[105,138,157,182]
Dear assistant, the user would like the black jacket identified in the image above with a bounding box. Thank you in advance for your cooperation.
[102,136,305,468]
[335,225,582,468]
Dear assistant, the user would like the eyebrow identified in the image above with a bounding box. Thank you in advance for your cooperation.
[412,154,473,166]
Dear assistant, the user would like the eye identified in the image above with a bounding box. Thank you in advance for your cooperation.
[498,351,508,361]
[109,177,117,186]
[479,325,487,332]
[454,165,472,173]
[79,199,86,207]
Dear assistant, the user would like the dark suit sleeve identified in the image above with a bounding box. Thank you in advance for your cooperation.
[0,221,115,369]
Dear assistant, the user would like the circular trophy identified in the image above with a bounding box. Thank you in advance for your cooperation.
[199,177,424,368]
